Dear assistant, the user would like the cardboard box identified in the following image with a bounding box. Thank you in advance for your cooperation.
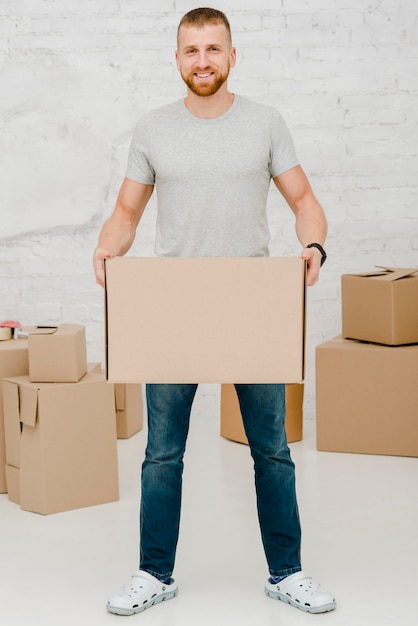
[0,338,29,493]
[104,257,306,383]
[316,336,418,457]
[115,383,143,438]
[86,364,143,438]
[5,464,19,504]
[2,372,119,514]
[341,267,418,345]
[220,383,304,445]
[28,324,87,382]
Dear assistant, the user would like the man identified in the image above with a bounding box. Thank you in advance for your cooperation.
[94,7,336,616]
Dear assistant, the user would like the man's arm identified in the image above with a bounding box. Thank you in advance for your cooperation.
[93,178,154,287]
[273,165,327,286]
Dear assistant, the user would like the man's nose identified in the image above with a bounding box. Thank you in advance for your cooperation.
[195,51,209,67]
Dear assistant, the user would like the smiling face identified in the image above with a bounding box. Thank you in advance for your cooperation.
[176,23,236,98]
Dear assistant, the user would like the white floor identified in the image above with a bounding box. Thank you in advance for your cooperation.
[1,385,417,626]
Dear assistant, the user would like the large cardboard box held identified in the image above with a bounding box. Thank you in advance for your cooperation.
[28,324,87,382]
[104,257,306,384]
[221,383,304,445]
[341,267,418,345]
[0,338,29,493]
[2,371,119,514]
[316,336,418,457]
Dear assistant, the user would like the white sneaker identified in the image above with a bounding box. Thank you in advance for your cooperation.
[265,571,336,614]
[107,570,178,615]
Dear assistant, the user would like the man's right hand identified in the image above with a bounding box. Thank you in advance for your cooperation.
[93,247,112,287]
[92,179,154,287]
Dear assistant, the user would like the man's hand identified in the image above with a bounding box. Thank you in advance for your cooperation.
[301,246,322,286]
[93,247,112,288]
[92,179,154,287]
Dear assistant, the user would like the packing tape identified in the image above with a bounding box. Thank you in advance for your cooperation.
[0,327,12,341]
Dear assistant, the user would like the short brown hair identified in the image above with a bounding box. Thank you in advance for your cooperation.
[177,7,232,46]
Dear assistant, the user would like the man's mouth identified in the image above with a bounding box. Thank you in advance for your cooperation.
[194,72,214,80]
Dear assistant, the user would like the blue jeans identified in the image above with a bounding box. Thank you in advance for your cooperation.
[140,383,301,581]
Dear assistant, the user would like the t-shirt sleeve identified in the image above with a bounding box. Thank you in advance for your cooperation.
[125,118,156,185]
[269,109,300,178]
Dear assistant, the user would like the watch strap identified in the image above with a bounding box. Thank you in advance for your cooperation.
[306,242,327,266]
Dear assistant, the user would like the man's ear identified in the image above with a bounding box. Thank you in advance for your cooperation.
[229,47,237,69]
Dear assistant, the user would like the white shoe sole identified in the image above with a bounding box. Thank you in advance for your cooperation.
[265,587,336,614]
[107,588,178,615]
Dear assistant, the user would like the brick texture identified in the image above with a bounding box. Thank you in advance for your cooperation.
[1,1,417,418]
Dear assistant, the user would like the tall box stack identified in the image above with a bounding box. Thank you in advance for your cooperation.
[316,267,418,457]
[1,324,120,513]
[3,372,120,513]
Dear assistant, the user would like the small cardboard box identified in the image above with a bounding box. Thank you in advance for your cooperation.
[341,267,418,345]
[104,257,306,384]
[115,383,143,438]
[220,383,304,445]
[0,338,29,493]
[28,324,87,382]
[2,371,119,514]
[315,336,418,457]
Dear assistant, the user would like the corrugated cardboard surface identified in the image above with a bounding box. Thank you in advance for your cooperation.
[28,324,87,382]
[341,268,418,345]
[105,257,306,384]
[0,339,29,493]
[3,372,119,514]
[316,336,418,457]
[220,383,304,445]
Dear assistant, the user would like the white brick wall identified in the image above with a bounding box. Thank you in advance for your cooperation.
[1,0,417,419]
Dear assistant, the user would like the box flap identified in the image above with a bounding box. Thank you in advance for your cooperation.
[374,267,418,281]
[350,267,418,281]
[28,326,58,336]
[19,385,39,427]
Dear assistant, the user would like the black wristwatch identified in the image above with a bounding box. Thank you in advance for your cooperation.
[306,243,327,266]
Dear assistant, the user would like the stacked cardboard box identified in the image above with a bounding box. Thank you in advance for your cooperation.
[3,371,120,514]
[316,267,418,457]
[1,326,143,496]
[28,324,88,382]
[83,364,143,440]
[1,325,144,511]
[220,383,304,445]
[1,324,122,513]
[114,383,143,439]
[0,338,30,493]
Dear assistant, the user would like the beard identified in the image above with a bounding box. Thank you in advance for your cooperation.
[181,66,230,97]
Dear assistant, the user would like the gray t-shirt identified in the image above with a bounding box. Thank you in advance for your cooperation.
[126,95,299,257]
